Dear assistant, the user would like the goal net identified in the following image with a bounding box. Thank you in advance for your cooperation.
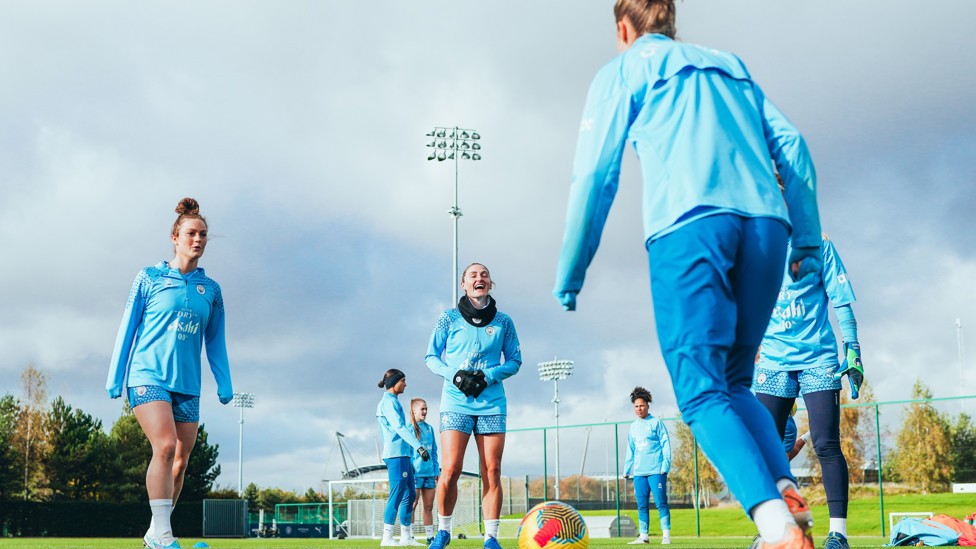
[327,475,485,539]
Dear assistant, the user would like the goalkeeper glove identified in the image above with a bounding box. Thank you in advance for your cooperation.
[788,246,823,282]
[833,342,864,399]
[453,370,488,398]
[417,446,430,462]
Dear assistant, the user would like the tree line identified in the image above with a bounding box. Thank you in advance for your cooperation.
[0,364,220,503]
[668,380,976,503]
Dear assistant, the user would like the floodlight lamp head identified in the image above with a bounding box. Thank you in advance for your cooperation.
[472,154,482,161]
[472,143,481,150]
[461,131,470,138]
[232,392,256,408]
[537,360,575,381]
[426,130,435,137]
[472,132,481,140]
[461,152,471,160]
[437,151,446,161]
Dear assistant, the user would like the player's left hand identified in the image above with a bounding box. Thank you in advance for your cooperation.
[556,291,577,311]
[788,246,822,282]
[833,342,864,399]
[219,393,234,405]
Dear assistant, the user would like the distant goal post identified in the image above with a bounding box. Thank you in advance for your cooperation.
[326,474,485,539]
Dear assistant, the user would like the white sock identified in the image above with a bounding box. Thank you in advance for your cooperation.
[662,529,671,538]
[752,499,796,543]
[400,524,412,541]
[438,515,452,532]
[484,519,500,539]
[776,478,798,493]
[425,525,435,537]
[149,499,174,541]
[383,524,395,539]
[829,518,848,538]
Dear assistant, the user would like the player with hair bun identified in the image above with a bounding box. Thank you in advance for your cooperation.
[554,1,822,547]
[376,369,430,547]
[425,263,523,549]
[106,198,233,549]
[624,387,672,545]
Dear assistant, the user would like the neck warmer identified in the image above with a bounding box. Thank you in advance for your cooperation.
[458,295,497,327]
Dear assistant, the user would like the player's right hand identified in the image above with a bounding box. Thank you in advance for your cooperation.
[788,246,822,282]
[418,446,431,462]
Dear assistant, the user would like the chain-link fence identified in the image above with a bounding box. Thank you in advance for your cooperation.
[499,394,976,537]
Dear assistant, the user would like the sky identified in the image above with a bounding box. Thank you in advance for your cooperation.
[1,1,974,494]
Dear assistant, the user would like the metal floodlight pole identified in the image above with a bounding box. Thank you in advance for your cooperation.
[232,392,256,496]
[537,359,574,500]
[424,125,482,303]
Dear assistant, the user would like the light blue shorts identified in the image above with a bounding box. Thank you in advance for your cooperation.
[128,385,200,423]
[416,476,437,490]
[752,364,841,398]
[439,412,506,435]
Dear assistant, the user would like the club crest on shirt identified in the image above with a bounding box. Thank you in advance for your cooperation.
[136,386,147,396]
[196,285,206,295]
[757,372,767,385]
[402,471,408,478]
[485,326,495,336]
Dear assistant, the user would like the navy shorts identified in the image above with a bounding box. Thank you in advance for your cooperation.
[439,412,506,435]
[128,385,200,423]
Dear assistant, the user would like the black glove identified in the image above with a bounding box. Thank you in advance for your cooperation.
[453,369,488,398]
[418,446,430,462]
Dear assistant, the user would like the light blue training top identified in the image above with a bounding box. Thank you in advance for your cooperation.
[624,414,672,477]
[425,307,522,415]
[106,262,232,402]
[376,392,423,460]
[555,34,821,305]
[759,236,857,371]
[412,420,440,478]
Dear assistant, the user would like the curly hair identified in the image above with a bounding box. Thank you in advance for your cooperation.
[630,386,653,404]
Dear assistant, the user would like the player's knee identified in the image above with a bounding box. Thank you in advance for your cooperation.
[153,439,178,462]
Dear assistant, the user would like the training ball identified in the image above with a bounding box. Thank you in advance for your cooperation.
[517,500,589,549]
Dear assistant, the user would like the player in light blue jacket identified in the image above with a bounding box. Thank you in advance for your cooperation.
[624,387,672,545]
[376,369,430,547]
[426,263,522,549]
[554,2,820,548]
[409,398,440,545]
[105,198,233,549]
[754,235,862,549]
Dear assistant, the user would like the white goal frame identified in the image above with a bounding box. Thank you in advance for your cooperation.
[327,475,485,539]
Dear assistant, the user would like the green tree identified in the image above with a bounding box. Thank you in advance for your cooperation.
[257,487,302,513]
[951,412,976,483]
[43,397,110,500]
[887,380,953,492]
[303,487,322,503]
[103,404,151,503]
[0,393,23,500]
[668,419,723,508]
[11,364,50,500]
[179,424,221,502]
[243,482,260,509]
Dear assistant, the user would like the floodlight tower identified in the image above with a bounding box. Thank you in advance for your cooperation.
[538,359,575,500]
[232,392,256,495]
[424,126,482,303]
